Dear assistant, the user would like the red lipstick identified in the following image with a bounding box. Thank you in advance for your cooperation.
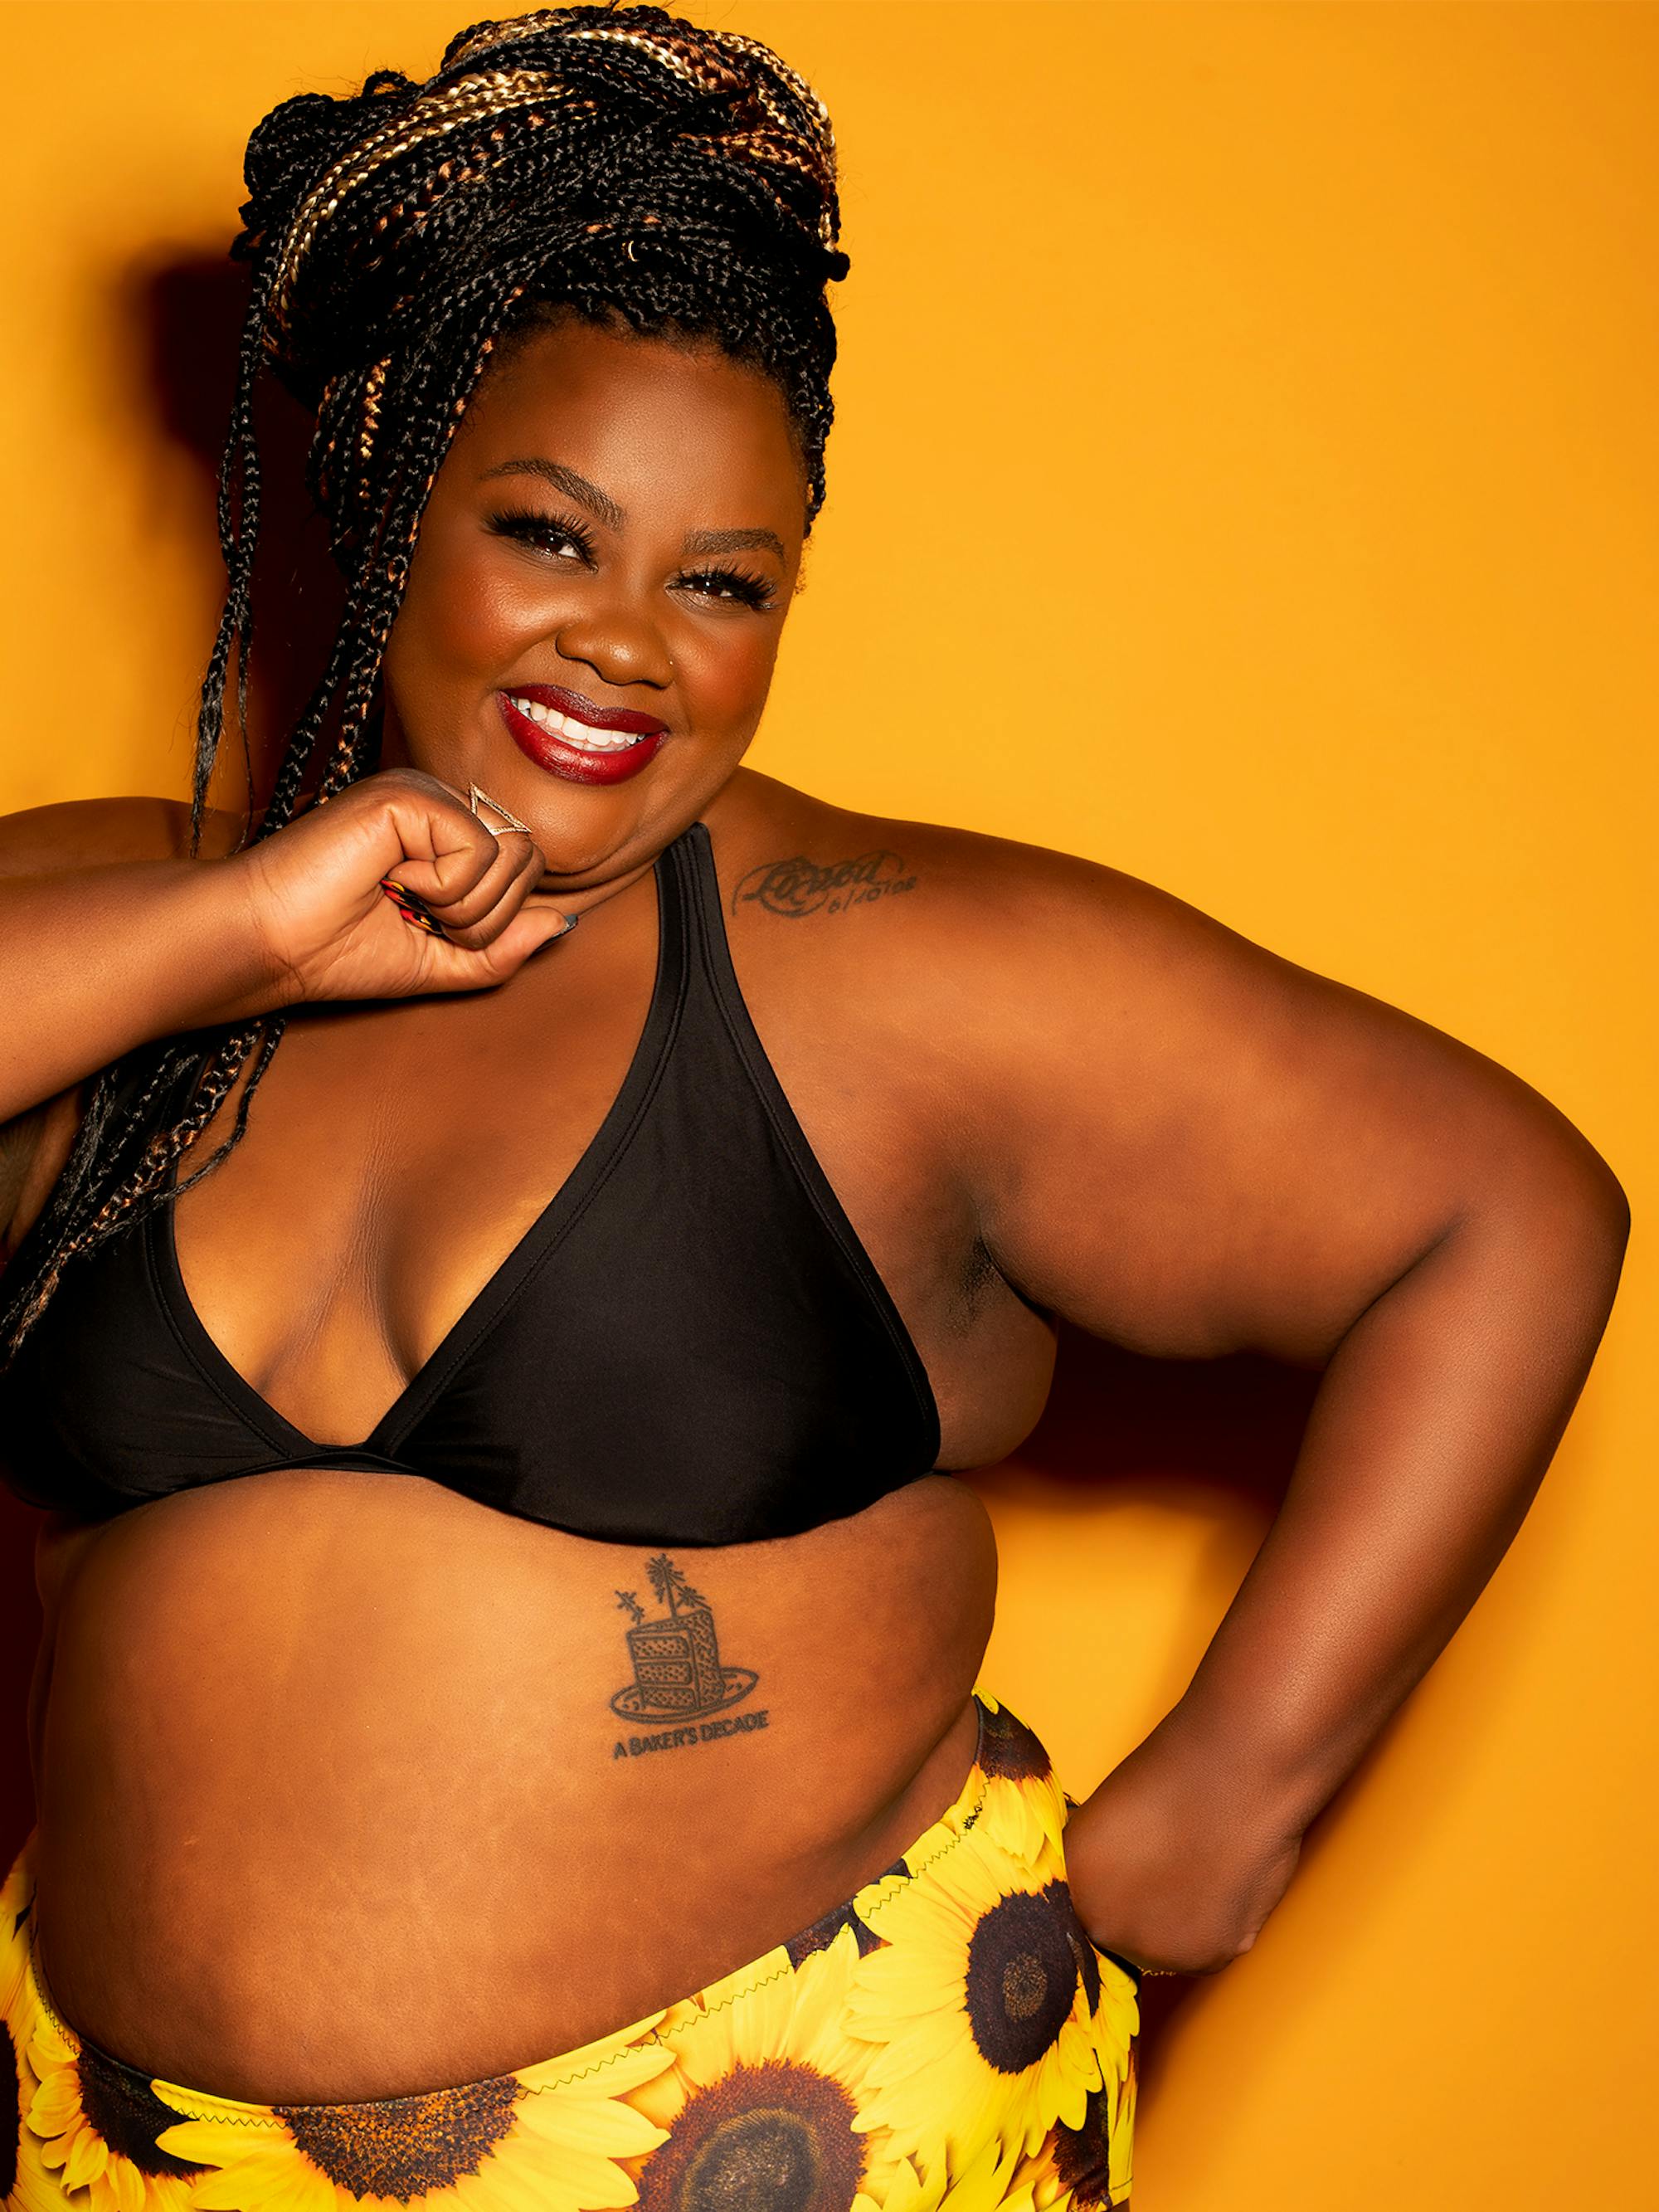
[497,685,667,787]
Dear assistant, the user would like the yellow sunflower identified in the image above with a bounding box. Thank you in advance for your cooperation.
[966,1698,1067,1872]
[1,1841,30,2023]
[3,1845,61,2212]
[845,1825,1108,2176]
[860,2134,1042,2212]
[151,2012,675,2212]
[1021,2037,1137,2210]
[627,1920,902,2212]
[25,1995,206,2212]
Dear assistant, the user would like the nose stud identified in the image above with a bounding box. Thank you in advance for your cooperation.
[469,782,532,833]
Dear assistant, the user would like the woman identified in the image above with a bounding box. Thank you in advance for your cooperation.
[0,7,1628,2209]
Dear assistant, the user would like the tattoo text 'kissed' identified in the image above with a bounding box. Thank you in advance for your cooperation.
[732,850,919,922]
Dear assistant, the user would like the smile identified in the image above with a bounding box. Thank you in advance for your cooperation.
[496,687,667,787]
[506,695,646,752]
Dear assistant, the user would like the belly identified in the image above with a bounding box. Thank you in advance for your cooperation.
[28,1467,996,2102]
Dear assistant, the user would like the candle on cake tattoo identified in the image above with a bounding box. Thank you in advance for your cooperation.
[611,1555,759,1722]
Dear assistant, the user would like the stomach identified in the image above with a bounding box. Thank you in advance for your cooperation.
[27,1466,997,2104]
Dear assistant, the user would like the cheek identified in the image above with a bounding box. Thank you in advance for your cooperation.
[675,625,784,738]
[393,530,551,679]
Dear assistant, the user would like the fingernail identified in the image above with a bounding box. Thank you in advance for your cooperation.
[557,913,580,936]
[381,878,450,937]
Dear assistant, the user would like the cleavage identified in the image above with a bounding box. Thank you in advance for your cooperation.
[167,892,660,1450]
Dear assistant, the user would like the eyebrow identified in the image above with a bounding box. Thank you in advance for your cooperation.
[682,524,787,561]
[480,458,624,531]
[479,457,785,563]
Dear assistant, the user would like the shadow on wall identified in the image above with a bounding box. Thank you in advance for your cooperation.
[0,250,350,1873]
[132,251,351,814]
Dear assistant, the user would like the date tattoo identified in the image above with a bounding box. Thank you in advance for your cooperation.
[610,1554,766,1761]
[732,849,918,921]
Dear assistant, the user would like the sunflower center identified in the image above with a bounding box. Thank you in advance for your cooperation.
[1001,1951,1048,2020]
[637,2059,864,2212]
[978,1702,1048,1783]
[965,1888,1079,2074]
[76,2042,208,2180]
[686,2107,820,2209]
[276,2077,521,2197]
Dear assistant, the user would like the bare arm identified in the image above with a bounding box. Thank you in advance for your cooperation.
[0,797,277,1128]
[0,775,580,1141]
[946,842,1628,1972]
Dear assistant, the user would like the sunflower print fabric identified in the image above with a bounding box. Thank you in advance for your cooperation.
[2,1692,1139,2212]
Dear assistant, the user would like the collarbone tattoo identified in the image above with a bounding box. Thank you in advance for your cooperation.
[732,848,919,921]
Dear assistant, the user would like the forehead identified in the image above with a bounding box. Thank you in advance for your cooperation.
[454,318,805,527]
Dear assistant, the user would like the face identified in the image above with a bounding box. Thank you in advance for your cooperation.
[378,314,808,888]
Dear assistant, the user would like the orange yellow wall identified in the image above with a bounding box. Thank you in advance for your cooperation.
[2,4,1654,2205]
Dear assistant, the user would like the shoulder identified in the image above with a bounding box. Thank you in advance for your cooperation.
[705,765,1137,919]
[704,767,1272,1046]
[707,767,1601,1191]
[0,794,250,875]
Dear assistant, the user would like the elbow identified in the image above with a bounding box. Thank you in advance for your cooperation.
[1581,1157,1632,1302]
[1587,1156,1632,1254]
[1485,1121,1632,1301]
[1548,1128,1631,1261]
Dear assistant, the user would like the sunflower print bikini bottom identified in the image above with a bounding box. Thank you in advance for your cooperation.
[2,1691,1141,2212]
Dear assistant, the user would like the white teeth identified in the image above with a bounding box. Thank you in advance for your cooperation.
[505,695,653,753]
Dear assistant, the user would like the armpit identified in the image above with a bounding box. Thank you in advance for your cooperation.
[0,1084,86,1263]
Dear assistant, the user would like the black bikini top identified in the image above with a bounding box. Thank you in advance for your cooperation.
[0,823,941,1544]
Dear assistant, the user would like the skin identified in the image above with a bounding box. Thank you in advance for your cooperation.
[0,318,1629,2104]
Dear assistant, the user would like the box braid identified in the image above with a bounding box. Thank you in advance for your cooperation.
[0,3,848,1365]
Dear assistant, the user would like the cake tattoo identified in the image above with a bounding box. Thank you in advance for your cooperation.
[611,1555,759,1722]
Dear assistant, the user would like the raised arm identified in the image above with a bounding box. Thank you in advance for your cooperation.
[951,841,1628,1976]
[0,797,274,1129]
[0,775,579,1255]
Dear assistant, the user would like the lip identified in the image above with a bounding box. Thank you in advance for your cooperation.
[496,686,667,787]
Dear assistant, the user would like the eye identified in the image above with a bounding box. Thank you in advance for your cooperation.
[675,566,777,612]
[484,505,597,564]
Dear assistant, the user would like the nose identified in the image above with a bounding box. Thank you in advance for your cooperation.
[554,597,674,695]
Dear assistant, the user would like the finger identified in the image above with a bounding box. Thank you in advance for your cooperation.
[378,879,454,941]
[476,902,580,973]
[426,845,550,951]
[433,838,562,952]
[377,790,504,905]
[415,830,541,934]
[398,900,576,986]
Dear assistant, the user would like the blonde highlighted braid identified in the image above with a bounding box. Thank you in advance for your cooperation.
[0,3,848,1364]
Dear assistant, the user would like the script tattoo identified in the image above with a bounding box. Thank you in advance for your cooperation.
[609,1555,766,1762]
[732,849,918,921]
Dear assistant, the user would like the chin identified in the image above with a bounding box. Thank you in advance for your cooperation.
[505,781,689,888]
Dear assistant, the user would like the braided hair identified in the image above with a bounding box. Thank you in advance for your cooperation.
[0,2,848,1364]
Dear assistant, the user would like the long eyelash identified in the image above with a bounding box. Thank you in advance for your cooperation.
[485,504,597,561]
[679,566,776,611]
[484,505,776,610]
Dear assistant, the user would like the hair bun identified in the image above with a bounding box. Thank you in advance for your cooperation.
[236,70,418,266]
[433,5,842,250]
[231,8,847,416]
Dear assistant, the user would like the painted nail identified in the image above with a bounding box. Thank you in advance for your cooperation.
[380,879,450,938]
